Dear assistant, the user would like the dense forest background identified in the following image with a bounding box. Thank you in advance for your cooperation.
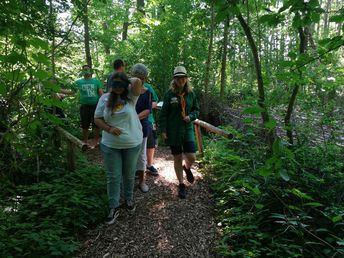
[0,0,343,257]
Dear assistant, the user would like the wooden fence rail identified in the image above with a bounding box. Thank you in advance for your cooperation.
[54,118,232,170]
[193,119,233,156]
[55,126,88,171]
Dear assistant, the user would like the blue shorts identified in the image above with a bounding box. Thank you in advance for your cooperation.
[170,141,196,155]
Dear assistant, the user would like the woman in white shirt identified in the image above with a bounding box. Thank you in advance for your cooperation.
[94,72,143,225]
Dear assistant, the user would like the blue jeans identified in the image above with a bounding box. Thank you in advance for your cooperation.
[100,143,141,209]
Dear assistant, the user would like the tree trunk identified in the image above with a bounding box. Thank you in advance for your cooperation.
[102,22,110,55]
[220,17,229,99]
[284,27,307,145]
[49,0,56,77]
[122,2,130,41]
[236,12,274,151]
[323,0,332,36]
[137,0,145,15]
[202,1,215,121]
[83,0,92,67]
[204,1,215,97]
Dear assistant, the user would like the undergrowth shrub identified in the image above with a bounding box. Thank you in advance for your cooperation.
[202,126,344,257]
[0,161,107,258]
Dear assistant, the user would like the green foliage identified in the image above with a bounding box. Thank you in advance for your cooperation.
[202,126,344,257]
[0,163,107,257]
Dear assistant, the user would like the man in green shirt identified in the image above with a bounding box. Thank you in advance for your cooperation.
[75,65,103,147]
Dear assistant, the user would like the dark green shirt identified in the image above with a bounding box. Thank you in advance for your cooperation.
[159,89,200,146]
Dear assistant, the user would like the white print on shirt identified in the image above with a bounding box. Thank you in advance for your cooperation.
[82,84,96,97]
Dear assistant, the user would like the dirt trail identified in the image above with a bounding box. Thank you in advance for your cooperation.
[79,145,219,258]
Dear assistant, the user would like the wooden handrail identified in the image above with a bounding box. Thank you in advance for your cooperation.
[55,126,88,171]
[193,119,233,156]
[55,127,88,151]
[194,119,233,139]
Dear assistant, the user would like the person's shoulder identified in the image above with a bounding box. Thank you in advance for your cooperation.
[92,78,102,83]
[99,92,110,101]
[144,82,152,88]
[75,78,83,83]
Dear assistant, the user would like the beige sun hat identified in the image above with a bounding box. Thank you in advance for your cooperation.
[173,66,187,77]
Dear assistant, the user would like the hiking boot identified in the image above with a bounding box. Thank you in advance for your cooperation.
[146,165,158,176]
[105,207,120,225]
[139,182,149,193]
[125,200,136,214]
[183,165,194,184]
[178,183,186,199]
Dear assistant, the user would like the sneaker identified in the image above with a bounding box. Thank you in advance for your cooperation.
[183,165,194,184]
[139,182,149,193]
[178,183,186,199]
[105,207,120,225]
[125,200,136,214]
[146,165,158,176]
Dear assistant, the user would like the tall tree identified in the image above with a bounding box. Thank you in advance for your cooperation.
[237,11,274,149]
[220,17,229,99]
[204,0,215,97]
[82,0,92,67]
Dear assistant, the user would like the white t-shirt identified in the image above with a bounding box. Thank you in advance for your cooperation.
[94,92,143,149]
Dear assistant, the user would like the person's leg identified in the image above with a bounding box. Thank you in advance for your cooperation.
[146,124,158,175]
[182,141,196,184]
[80,105,91,144]
[137,137,149,192]
[170,145,187,198]
[146,148,155,167]
[173,154,184,183]
[184,153,196,169]
[90,105,100,146]
[100,144,122,209]
[122,144,142,205]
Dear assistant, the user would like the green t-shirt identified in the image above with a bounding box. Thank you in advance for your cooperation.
[75,78,103,105]
[144,82,158,124]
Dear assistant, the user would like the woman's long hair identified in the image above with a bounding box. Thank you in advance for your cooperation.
[107,72,130,109]
[170,78,193,94]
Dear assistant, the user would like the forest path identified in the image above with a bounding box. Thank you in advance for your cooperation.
[78,145,219,258]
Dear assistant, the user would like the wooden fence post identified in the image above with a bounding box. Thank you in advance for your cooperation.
[67,140,76,171]
[194,124,204,156]
[55,127,88,171]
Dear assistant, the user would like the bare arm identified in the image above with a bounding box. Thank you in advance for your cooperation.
[138,109,150,120]
[98,88,104,96]
[94,117,122,135]
[129,77,143,96]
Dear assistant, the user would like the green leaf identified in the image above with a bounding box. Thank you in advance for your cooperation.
[259,14,282,27]
[264,119,277,130]
[0,83,6,96]
[279,169,290,181]
[329,15,344,23]
[33,70,50,80]
[291,188,313,200]
[29,37,49,50]
[332,215,342,223]
[1,52,27,64]
[255,203,264,209]
[287,51,297,59]
[32,53,50,66]
[258,166,273,177]
[304,202,323,207]
[242,106,265,115]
